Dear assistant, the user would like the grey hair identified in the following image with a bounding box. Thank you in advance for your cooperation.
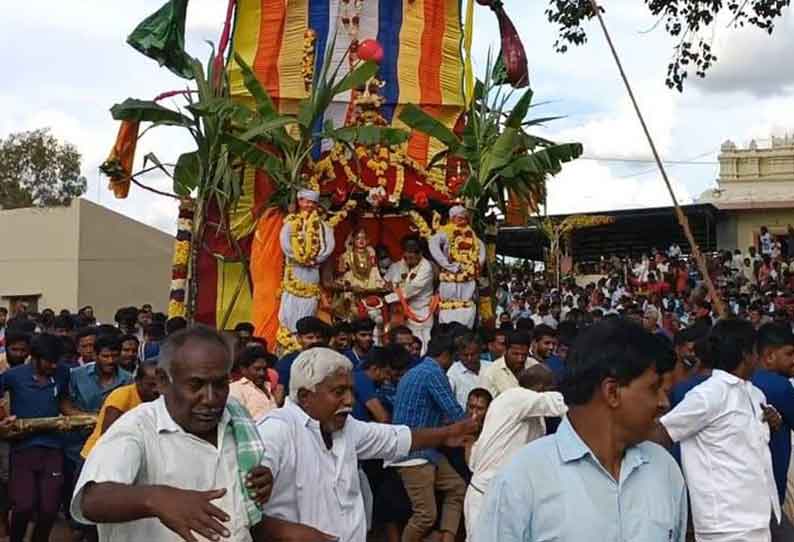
[158,325,233,381]
[289,347,353,401]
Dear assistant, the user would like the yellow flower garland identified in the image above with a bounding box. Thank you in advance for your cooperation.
[286,210,323,266]
[277,325,302,353]
[302,29,317,91]
[439,299,474,311]
[438,223,480,283]
[390,163,405,203]
[328,200,358,228]
[168,300,186,318]
[173,240,190,267]
[282,263,321,299]
[408,211,433,239]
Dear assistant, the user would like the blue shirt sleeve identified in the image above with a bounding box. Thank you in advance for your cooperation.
[55,364,70,399]
[427,367,465,422]
[275,354,294,393]
[764,375,794,430]
[354,371,377,405]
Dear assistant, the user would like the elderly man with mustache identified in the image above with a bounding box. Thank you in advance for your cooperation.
[256,347,478,542]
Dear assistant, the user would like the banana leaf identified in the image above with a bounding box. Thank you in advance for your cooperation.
[127,0,194,79]
[143,152,172,178]
[398,105,461,150]
[234,54,278,120]
[223,135,288,186]
[332,61,380,95]
[500,143,583,178]
[331,125,410,146]
[504,88,533,129]
[173,151,201,196]
[111,99,192,126]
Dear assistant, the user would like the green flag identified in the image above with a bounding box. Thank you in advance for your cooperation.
[127,0,194,80]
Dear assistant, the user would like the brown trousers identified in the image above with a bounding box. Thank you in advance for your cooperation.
[398,458,465,542]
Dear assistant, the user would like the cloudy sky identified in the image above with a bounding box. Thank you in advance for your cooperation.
[1,1,792,233]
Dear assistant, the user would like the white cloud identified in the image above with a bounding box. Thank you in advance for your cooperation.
[546,80,677,160]
[694,12,794,96]
[546,160,692,215]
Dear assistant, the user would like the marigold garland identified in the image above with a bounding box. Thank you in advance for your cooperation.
[168,300,186,318]
[408,211,433,239]
[328,200,358,228]
[302,29,317,91]
[173,240,190,267]
[439,299,475,311]
[285,210,324,266]
[168,199,194,319]
[438,222,480,283]
[282,264,321,298]
[277,325,302,353]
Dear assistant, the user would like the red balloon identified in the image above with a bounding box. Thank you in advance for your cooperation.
[358,39,384,64]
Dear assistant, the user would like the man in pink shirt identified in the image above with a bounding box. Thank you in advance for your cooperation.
[230,346,281,421]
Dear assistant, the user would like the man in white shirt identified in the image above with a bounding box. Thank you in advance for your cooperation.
[479,331,537,398]
[71,326,275,542]
[464,365,567,539]
[656,319,781,542]
[448,334,491,408]
[528,325,558,366]
[385,237,435,353]
[257,348,477,542]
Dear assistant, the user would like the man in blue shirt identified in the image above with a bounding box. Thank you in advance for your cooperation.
[344,318,375,368]
[275,317,331,393]
[352,346,402,423]
[752,323,794,538]
[392,333,467,542]
[0,334,67,542]
[477,319,687,542]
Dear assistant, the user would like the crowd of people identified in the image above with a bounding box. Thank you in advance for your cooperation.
[1,228,794,541]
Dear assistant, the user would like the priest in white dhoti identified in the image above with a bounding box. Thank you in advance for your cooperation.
[385,237,435,353]
[429,206,486,329]
[277,190,335,351]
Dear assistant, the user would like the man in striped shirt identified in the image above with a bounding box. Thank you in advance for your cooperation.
[392,333,468,542]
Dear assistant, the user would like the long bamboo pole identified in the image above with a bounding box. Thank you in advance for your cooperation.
[588,0,726,318]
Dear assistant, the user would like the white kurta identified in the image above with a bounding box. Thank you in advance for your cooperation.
[385,258,434,351]
[257,400,412,542]
[428,229,486,329]
[278,218,335,332]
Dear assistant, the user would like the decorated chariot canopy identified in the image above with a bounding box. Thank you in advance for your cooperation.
[99,0,582,351]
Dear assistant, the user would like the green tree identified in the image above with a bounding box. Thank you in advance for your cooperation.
[0,128,87,209]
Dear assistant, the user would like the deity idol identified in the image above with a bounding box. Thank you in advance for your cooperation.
[429,206,486,328]
[278,190,336,349]
[335,228,388,324]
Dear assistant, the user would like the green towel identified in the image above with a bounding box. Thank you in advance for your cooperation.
[227,398,265,526]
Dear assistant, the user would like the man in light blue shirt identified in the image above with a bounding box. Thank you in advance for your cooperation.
[476,319,687,542]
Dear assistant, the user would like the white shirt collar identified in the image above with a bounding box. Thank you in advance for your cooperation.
[711,369,742,385]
